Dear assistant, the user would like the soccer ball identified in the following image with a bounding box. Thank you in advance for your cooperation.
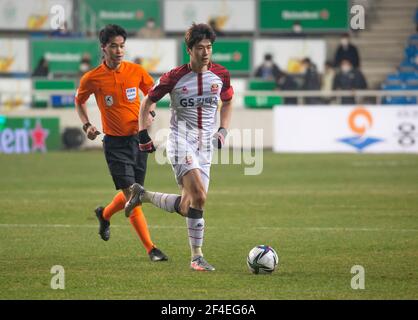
[247,245,279,274]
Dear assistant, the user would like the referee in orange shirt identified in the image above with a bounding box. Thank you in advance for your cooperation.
[75,24,167,261]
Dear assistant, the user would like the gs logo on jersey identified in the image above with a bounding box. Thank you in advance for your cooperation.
[125,87,137,101]
[211,84,219,94]
[180,96,219,107]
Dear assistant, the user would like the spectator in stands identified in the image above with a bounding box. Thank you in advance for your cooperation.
[209,18,225,37]
[292,21,303,34]
[333,59,367,104]
[321,61,336,104]
[50,21,72,38]
[254,53,283,82]
[300,58,321,104]
[137,18,164,38]
[134,57,143,65]
[276,72,299,105]
[334,33,360,68]
[32,57,49,77]
[79,53,92,76]
[283,21,306,38]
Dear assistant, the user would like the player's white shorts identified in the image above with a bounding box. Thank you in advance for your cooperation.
[166,136,212,192]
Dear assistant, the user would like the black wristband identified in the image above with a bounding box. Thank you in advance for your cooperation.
[82,122,92,133]
[218,127,227,137]
[138,129,151,143]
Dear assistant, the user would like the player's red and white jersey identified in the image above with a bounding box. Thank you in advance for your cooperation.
[148,62,233,148]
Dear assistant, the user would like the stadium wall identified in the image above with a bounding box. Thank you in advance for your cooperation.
[4,108,275,149]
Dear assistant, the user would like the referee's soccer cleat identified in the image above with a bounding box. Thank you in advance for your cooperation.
[190,256,215,271]
[95,206,110,241]
[148,247,168,262]
[124,183,145,217]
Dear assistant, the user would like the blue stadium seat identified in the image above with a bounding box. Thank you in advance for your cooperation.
[408,33,418,45]
[405,83,418,90]
[406,96,417,104]
[399,71,418,82]
[405,45,417,63]
[381,83,409,105]
[385,73,403,86]
[399,61,416,73]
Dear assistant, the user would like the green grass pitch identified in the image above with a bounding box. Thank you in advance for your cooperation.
[0,150,417,299]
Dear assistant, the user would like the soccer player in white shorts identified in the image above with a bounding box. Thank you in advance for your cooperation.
[124,23,233,271]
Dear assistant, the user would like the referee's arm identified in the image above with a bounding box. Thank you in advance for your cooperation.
[75,101,100,140]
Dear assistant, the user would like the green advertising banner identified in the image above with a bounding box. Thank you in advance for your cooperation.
[31,40,101,74]
[81,0,161,32]
[0,116,60,154]
[259,0,349,32]
[181,40,251,74]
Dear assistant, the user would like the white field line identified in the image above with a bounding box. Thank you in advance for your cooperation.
[0,224,417,232]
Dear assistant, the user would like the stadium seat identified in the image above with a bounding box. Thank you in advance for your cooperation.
[381,83,409,105]
[405,96,417,104]
[400,72,418,81]
[398,61,416,73]
[385,73,403,85]
[409,34,418,46]
[405,83,418,90]
[404,45,417,66]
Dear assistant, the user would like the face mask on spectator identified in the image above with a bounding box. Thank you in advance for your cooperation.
[264,61,273,68]
[293,24,302,33]
[341,38,349,47]
[341,64,352,73]
[80,63,90,73]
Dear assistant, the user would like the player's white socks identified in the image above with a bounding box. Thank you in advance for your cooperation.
[187,207,205,258]
[142,191,181,214]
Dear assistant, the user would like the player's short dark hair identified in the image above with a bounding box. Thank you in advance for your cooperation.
[99,24,127,46]
[184,23,216,49]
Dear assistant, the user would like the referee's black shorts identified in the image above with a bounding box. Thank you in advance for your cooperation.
[102,134,148,190]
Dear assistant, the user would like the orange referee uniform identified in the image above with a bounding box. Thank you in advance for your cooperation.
[76,60,158,254]
[76,60,154,136]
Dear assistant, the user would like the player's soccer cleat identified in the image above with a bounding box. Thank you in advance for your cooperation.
[95,206,110,241]
[148,247,168,262]
[190,256,215,271]
[124,183,145,217]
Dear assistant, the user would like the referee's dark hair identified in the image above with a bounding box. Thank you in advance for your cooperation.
[184,23,217,49]
[99,24,127,46]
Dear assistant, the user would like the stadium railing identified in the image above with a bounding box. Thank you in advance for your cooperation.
[2,89,418,110]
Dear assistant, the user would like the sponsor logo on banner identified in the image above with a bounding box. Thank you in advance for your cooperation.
[395,109,418,148]
[337,108,383,151]
[396,123,416,147]
[0,117,59,154]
